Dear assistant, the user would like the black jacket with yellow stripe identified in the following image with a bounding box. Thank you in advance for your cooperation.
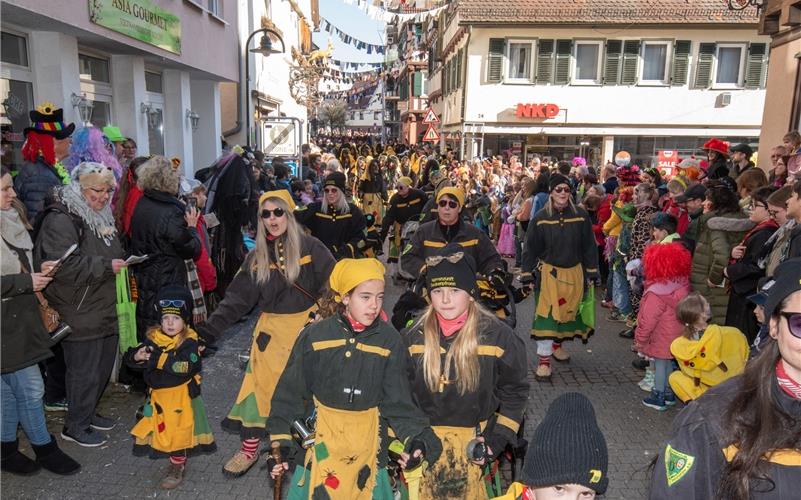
[401,218,503,277]
[199,235,335,341]
[402,314,529,446]
[296,202,367,259]
[267,314,439,467]
[380,188,427,241]
[650,375,801,499]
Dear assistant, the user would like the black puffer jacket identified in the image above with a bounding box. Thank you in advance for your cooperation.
[34,202,125,342]
[14,159,62,221]
[129,189,200,335]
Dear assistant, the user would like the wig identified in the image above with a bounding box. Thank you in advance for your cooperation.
[21,131,55,165]
[643,241,691,282]
[63,127,122,180]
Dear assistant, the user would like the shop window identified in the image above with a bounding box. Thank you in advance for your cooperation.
[506,41,534,82]
[79,53,113,127]
[1,32,28,67]
[145,71,163,93]
[713,44,746,88]
[572,41,602,84]
[641,41,670,84]
[1,78,34,170]
[79,54,110,83]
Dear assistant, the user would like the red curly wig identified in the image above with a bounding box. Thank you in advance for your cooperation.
[21,131,55,165]
[643,241,691,282]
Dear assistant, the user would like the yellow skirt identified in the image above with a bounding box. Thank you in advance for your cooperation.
[412,425,488,500]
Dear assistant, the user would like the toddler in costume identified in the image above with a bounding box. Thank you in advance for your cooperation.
[124,286,216,489]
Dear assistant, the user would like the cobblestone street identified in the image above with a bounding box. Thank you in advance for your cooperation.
[3,279,674,499]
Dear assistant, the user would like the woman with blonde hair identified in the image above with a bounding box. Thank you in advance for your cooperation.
[196,190,335,478]
[403,244,529,499]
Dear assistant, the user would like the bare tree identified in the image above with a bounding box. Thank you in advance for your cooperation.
[318,100,348,133]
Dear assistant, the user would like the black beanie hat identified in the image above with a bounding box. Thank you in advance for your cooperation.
[324,171,346,192]
[425,243,478,298]
[548,174,571,193]
[154,285,193,323]
[522,393,609,494]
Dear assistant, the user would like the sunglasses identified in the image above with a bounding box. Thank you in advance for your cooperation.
[159,299,185,308]
[426,251,465,267]
[324,187,339,194]
[438,199,459,209]
[552,186,571,194]
[779,312,801,338]
[261,208,286,219]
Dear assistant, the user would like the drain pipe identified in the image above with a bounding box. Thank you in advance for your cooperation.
[223,39,244,138]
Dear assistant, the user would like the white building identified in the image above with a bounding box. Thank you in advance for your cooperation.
[1,0,238,175]
[429,0,769,167]
[346,80,383,135]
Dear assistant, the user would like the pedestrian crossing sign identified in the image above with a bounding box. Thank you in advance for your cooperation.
[422,125,440,143]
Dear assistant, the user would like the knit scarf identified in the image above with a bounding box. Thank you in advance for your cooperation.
[57,184,117,246]
[0,208,33,276]
[776,359,801,400]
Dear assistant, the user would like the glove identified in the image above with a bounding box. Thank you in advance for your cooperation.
[482,431,510,460]
[264,444,293,473]
[518,272,535,285]
[413,428,442,465]
[488,270,508,290]
[195,323,217,348]
[402,438,426,470]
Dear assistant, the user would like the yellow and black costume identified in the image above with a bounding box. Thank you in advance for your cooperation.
[380,181,427,264]
[198,234,335,440]
[268,259,441,500]
[358,157,386,226]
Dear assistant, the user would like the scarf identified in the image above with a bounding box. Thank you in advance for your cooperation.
[436,310,469,337]
[0,208,33,276]
[758,219,797,270]
[776,359,801,400]
[57,184,117,246]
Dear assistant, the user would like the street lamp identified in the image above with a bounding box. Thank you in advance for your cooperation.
[186,109,200,131]
[71,93,94,126]
[245,28,285,148]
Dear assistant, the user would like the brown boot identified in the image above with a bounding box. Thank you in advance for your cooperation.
[552,346,571,363]
[535,363,552,381]
[222,450,259,478]
[160,463,184,489]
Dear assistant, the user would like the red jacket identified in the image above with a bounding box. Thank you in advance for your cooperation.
[635,279,690,359]
[194,215,217,292]
[662,198,690,236]
[592,195,613,246]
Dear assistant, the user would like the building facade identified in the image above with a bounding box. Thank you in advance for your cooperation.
[428,0,769,167]
[345,80,383,135]
[1,0,238,175]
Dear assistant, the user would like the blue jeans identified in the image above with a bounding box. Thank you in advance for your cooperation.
[1,364,51,445]
[653,358,675,396]
[612,266,632,316]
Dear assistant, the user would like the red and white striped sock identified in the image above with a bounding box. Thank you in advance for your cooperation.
[169,455,187,466]
[538,355,551,367]
[240,438,260,460]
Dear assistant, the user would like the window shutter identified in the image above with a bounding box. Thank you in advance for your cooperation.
[744,43,768,89]
[413,72,423,96]
[620,40,640,85]
[554,39,572,84]
[536,39,554,83]
[694,43,716,89]
[442,61,448,95]
[456,49,463,89]
[670,40,692,86]
[400,76,408,100]
[603,40,623,85]
[487,38,505,83]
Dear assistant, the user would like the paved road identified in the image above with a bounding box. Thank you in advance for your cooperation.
[4,275,673,499]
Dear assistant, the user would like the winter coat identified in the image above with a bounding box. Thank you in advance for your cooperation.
[194,215,216,293]
[34,202,125,342]
[706,157,730,180]
[602,199,625,237]
[593,195,612,246]
[13,158,62,221]
[690,211,751,324]
[635,280,691,359]
[663,198,690,236]
[129,189,201,334]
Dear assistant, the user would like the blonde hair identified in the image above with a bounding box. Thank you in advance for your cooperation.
[417,300,494,395]
[545,195,576,216]
[136,155,180,194]
[146,324,190,348]
[252,196,303,286]
[676,292,710,339]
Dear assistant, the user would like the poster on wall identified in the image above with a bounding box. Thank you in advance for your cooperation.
[89,0,182,54]
[657,150,679,176]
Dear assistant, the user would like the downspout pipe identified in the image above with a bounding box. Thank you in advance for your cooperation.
[223,39,244,138]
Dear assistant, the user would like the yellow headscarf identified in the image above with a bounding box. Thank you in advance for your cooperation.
[259,189,296,211]
[329,258,385,299]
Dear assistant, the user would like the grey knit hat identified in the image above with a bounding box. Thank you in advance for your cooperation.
[522,393,609,494]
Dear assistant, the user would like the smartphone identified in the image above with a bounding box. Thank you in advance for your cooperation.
[46,243,78,277]
[186,197,198,211]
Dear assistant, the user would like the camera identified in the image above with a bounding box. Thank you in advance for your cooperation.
[49,322,72,343]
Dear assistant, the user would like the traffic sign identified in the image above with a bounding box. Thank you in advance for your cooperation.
[422,125,440,143]
[264,123,296,156]
[422,108,440,125]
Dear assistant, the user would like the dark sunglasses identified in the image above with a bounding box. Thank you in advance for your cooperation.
[438,199,459,209]
[323,187,339,194]
[552,186,571,194]
[159,299,185,308]
[779,312,801,338]
[261,207,285,218]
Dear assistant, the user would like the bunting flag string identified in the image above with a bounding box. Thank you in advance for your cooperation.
[320,18,385,55]
[329,59,386,72]
[340,0,449,23]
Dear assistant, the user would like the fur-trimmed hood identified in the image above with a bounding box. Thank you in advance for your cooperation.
[706,214,754,232]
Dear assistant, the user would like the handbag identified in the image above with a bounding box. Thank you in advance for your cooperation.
[579,285,596,330]
[116,267,138,353]
[12,252,61,333]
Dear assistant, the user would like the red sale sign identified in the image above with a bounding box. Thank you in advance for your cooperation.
[657,150,679,176]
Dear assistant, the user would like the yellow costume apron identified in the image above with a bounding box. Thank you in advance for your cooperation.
[415,426,488,500]
[223,306,316,434]
[361,192,384,226]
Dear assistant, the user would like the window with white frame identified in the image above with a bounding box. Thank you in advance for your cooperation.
[506,41,534,82]
[1,31,34,169]
[573,41,602,84]
[641,41,670,84]
[79,53,113,128]
[714,43,746,88]
[207,0,220,17]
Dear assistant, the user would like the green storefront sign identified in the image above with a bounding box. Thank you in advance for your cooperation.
[89,0,181,54]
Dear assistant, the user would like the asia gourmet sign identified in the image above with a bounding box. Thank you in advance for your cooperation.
[89,0,181,54]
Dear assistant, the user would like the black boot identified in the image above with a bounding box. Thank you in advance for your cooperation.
[1,440,40,475]
[31,435,81,475]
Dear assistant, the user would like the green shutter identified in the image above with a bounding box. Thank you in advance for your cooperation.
[670,40,692,86]
[694,43,716,89]
[603,40,623,85]
[442,61,448,95]
[620,40,640,85]
[400,76,408,100]
[744,43,768,89]
[457,49,463,89]
[413,72,423,96]
[536,39,554,83]
[451,54,458,91]
[487,38,505,83]
[554,39,572,84]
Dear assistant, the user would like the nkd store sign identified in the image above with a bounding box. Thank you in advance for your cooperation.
[89,0,181,54]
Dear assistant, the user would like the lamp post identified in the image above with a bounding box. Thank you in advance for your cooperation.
[244,28,285,148]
